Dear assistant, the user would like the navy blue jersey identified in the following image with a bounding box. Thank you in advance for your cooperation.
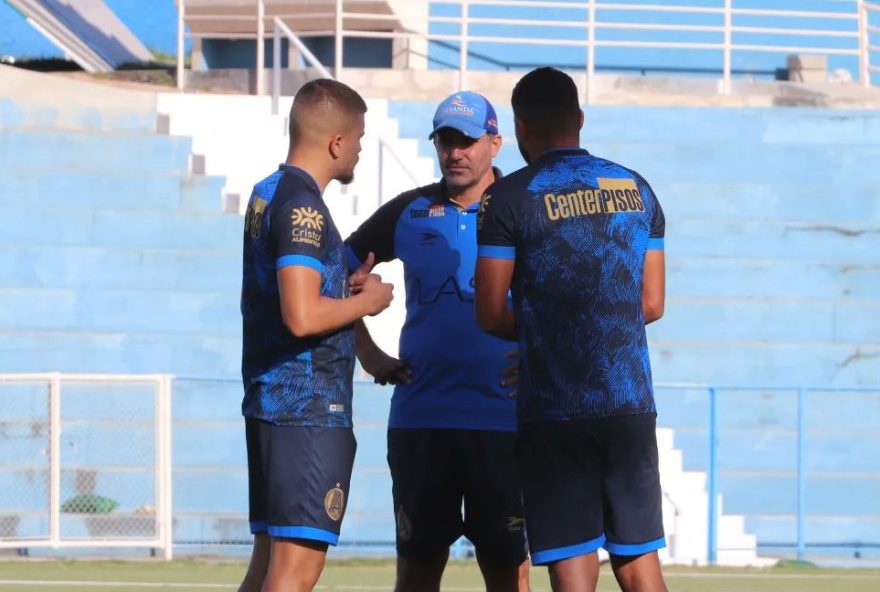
[477,149,665,423]
[345,174,516,431]
[241,165,355,427]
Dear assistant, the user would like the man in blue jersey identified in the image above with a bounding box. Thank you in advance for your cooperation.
[475,67,668,592]
[345,91,529,592]
[237,79,395,592]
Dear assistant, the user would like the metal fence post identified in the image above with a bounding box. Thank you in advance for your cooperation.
[273,18,281,115]
[460,0,469,91]
[49,374,61,548]
[858,1,871,86]
[586,0,596,104]
[335,0,344,78]
[256,0,265,96]
[707,386,719,565]
[722,0,732,94]
[797,387,806,561]
[176,0,185,91]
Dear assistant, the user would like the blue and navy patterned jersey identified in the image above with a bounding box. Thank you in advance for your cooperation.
[240,165,355,428]
[477,149,665,423]
[345,173,516,431]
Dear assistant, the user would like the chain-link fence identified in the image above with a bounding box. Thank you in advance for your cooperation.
[0,374,172,558]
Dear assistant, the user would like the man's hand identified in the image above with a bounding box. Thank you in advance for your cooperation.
[501,349,518,398]
[349,252,375,295]
[362,348,412,386]
[359,273,393,316]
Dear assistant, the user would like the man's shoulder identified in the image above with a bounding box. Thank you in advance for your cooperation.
[361,181,442,226]
[486,165,534,197]
[585,154,648,184]
[391,180,443,207]
[272,171,325,211]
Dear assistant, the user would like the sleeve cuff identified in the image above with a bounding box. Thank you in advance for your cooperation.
[647,238,664,251]
[345,244,363,273]
[276,254,323,272]
[478,245,516,260]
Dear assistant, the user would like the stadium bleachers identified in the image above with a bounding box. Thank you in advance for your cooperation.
[0,72,243,378]
[0,65,877,563]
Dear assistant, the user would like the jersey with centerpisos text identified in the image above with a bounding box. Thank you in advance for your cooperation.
[477,149,665,423]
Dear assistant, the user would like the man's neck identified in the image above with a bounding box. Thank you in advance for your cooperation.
[286,151,330,193]
[533,137,581,160]
[447,168,496,209]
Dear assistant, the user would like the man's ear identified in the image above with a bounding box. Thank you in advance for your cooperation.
[578,108,585,130]
[490,134,503,157]
[328,134,343,160]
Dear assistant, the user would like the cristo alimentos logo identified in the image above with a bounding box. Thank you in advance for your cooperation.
[291,207,324,231]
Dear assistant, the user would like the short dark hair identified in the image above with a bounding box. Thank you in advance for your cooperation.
[511,67,580,140]
[289,78,367,143]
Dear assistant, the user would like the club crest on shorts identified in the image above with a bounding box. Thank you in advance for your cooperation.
[324,483,345,521]
[396,505,413,542]
[506,515,525,532]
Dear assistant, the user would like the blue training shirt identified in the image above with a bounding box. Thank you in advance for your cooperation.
[477,149,665,423]
[345,173,517,431]
[241,164,355,428]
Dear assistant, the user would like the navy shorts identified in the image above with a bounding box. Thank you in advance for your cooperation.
[517,413,665,565]
[246,419,356,545]
[388,429,528,566]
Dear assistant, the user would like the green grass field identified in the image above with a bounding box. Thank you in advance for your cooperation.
[0,559,879,592]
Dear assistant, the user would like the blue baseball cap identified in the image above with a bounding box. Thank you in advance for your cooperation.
[428,91,499,140]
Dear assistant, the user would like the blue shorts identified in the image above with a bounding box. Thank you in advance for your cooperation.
[518,413,665,565]
[246,419,356,545]
[388,429,528,566]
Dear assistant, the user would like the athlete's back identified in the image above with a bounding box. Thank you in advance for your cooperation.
[479,149,665,421]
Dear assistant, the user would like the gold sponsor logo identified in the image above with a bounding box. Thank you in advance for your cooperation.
[477,192,492,230]
[290,207,324,248]
[291,207,325,231]
[324,483,346,521]
[544,178,643,222]
[245,197,268,239]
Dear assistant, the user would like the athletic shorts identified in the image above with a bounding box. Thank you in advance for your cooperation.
[388,428,528,566]
[246,418,357,545]
[517,413,665,565]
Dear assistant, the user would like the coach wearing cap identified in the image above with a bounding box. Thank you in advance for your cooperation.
[345,91,530,592]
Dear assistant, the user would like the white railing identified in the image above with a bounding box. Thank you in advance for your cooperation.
[266,16,427,205]
[867,1,880,80]
[271,17,333,114]
[176,0,879,100]
[0,373,173,559]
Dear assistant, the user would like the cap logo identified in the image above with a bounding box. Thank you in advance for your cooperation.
[444,94,475,117]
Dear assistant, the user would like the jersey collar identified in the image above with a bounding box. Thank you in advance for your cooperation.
[278,164,321,194]
[536,147,589,164]
[437,166,503,211]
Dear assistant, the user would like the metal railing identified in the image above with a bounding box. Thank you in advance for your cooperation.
[271,17,333,115]
[176,0,880,100]
[268,16,427,205]
[1,374,877,562]
[656,383,880,565]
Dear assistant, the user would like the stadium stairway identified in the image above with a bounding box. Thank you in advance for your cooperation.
[0,66,243,378]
